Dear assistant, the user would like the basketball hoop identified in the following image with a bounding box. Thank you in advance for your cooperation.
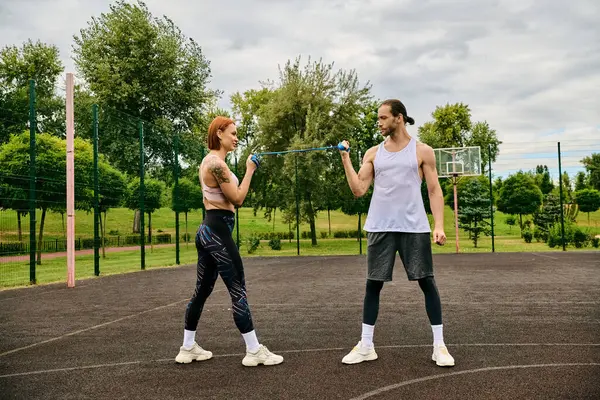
[433,146,482,253]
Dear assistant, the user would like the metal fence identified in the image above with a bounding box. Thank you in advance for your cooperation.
[1,79,599,288]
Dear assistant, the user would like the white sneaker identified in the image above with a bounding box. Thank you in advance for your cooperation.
[342,341,378,365]
[242,345,284,367]
[432,344,455,367]
[175,342,213,364]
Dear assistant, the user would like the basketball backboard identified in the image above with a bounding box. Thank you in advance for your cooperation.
[433,146,482,178]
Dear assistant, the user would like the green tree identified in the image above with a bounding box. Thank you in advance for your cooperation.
[467,121,501,175]
[231,87,274,146]
[417,103,501,174]
[98,164,127,257]
[497,171,543,236]
[453,177,491,247]
[574,171,589,191]
[0,39,64,143]
[581,153,600,191]
[534,165,554,195]
[532,193,561,242]
[124,177,165,250]
[72,0,219,175]
[561,171,573,203]
[0,132,104,263]
[574,188,600,224]
[244,56,372,245]
[171,177,203,245]
[505,215,516,232]
[0,185,29,241]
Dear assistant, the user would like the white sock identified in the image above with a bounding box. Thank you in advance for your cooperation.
[361,323,375,348]
[183,329,196,349]
[242,330,260,353]
[432,324,444,346]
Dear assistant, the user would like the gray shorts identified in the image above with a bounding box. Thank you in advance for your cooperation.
[366,232,434,281]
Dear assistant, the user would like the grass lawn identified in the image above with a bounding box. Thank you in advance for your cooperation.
[1,205,599,288]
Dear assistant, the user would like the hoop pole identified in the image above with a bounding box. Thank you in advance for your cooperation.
[452,151,459,254]
[453,175,459,254]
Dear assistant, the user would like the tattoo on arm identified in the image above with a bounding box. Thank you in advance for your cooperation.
[209,160,230,184]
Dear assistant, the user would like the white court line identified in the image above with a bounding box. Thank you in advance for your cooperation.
[0,258,328,358]
[529,252,559,260]
[0,298,189,358]
[209,301,600,307]
[1,343,598,379]
[348,363,600,400]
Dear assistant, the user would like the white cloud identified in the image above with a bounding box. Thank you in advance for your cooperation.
[1,0,598,178]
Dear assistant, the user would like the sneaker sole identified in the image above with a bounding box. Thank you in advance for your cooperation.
[342,353,378,365]
[175,354,213,364]
[242,358,284,367]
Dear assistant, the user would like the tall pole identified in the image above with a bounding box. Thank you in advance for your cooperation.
[488,144,495,253]
[139,121,145,269]
[174,135,180,265]
[28,79,36,284]
[93,104,100,275]
[66,73,75,288]
[295,155,300,256]
[558,142,566,251]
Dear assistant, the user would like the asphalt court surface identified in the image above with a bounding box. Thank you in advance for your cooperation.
[1,251,599,399]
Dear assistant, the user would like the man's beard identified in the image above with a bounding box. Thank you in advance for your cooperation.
[382,124,397,136]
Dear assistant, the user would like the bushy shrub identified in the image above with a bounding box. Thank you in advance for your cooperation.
[268,238,281,250]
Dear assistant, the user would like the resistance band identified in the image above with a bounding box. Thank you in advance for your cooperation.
[251,142,349,167]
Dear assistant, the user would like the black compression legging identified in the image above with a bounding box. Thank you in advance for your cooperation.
[184,209,254,334]
[363,277,442,326]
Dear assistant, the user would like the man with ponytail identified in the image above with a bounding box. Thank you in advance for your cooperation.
[338,99,455,367]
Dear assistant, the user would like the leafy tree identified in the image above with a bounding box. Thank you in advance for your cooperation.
[561,171,573,203]
[241,56,372,245]
[124,177,165,250]
[0,39,64,143]
[72,0,219,175]
[467,121,501,175]
[505,215,516,232]
[534,165,554,195]
[497,171,543,236]
[454,177,491,247]
[532,193,561,242]
[581,153,600,191]
[0,132,105,263]
[417,103,502,174]
[574,188,600,224]
[574,171,588,191]
[171,177,203,245]
[97,164,127,257]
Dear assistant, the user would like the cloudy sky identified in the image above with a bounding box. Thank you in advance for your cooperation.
[1,0,598,178]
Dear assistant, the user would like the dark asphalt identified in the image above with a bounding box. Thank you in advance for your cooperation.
[1,252,599,399]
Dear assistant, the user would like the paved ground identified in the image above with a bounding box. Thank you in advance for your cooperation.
[1,252,599,399]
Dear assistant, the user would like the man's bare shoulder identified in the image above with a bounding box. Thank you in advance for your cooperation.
[362,144,380,162]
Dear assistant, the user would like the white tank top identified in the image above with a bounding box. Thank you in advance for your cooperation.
[363,137,431,233]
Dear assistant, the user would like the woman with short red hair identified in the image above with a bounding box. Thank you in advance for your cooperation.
[175,116,283,367]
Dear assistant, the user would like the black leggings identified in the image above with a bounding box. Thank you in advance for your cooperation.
[184,210,254,334]
[363,277,442,326]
